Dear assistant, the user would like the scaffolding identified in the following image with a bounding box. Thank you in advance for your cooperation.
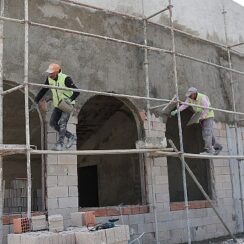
[0,0,244,243]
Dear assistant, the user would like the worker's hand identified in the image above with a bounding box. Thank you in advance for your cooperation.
[29,102,38,112]
[170,110,177,116]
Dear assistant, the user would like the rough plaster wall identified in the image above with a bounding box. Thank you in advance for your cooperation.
[78,107,142,206]
[77,0,244,50]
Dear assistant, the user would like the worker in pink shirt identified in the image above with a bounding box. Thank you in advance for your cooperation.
[171,87,222,155]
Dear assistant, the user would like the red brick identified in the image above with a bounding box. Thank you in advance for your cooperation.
[131,206,141,215]
[83,211,96,227]
[122,207,132,215]
[13,218,31,234]
[94,208,107,217]
[139,205,149,214]
[106,208,120,216]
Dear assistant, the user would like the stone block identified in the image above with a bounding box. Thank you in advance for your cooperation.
[47,198,59,210]
[31,215,48,231]
[47,176,58,187]
[57,155,77,165]
[58,175,78,186]
[48,186,69,198]
[71,212,84,227]
[48,215,64,232]
[8,234,21,244]
[69,186,78,197]
[58,197,78,208]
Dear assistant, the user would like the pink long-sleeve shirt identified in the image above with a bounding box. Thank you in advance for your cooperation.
[179,94,210,120]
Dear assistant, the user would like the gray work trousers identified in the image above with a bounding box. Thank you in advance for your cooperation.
[50,108,73,144]
[200,117,221,150]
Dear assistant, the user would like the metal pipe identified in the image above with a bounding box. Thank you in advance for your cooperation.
[168,140,237,242]
[149,103,168,110]
[1,84,24,96]
[168,2,191,243]
[229,42,244,48]
[31,148,176,156]
[0,0,4,242]
[143,19,159,244]
[0,15,24,24]
[24,0,31,219]
[145,6,170,20]
[29,82,171,103]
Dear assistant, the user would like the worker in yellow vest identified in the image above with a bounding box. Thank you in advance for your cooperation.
[30,63,80,151]
[171,87,222,155]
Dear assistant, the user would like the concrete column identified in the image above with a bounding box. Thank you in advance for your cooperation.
[46,111,78,227]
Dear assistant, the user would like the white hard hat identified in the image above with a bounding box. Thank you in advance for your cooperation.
[185,87,197,97]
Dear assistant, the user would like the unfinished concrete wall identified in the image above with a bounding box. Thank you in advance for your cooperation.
[77,0,244,50]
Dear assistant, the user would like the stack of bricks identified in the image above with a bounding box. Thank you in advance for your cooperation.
[48,215,64,232]
[8,225,129,244]
[13,217,31,234]
[46,112,79,227]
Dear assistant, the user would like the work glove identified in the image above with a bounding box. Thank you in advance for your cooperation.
[29,102,38,112]
[170,110,177,116]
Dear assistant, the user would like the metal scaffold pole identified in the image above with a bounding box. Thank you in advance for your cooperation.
[168,1,191,243]
[24,0,32,219]
[0,0,4,242]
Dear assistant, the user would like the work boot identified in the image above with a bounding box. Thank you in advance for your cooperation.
[52,142,64,151]
[200,148,214,155]
[213,145,223,155]
[66,134,77,149]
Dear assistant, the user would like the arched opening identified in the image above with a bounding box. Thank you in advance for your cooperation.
[77,95,144,207]
[3,82,43,213]
[166,108,212,202]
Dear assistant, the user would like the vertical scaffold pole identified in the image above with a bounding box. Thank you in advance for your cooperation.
[168,1,191,243]
[24,0,31,219]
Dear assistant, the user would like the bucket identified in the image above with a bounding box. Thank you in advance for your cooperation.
[58,99,74,113]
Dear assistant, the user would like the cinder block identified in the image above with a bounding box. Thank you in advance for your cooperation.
[75,230,106,244]
[48,186,69,198]
[57,155,77,165]
[48,215,64,232]
[8,234,21,244]
[71,212,84,227]
[47,198,59,210]
[58,197,78,208]
[31,215,47,231]
[47,176,58,187]
[58,175,78,186]
[69,186,78,197]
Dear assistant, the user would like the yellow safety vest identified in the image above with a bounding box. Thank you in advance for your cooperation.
[48,72,75,108]
[188,93,214,119]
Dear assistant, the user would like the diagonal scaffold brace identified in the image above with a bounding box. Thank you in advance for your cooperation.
[168,139,237,243]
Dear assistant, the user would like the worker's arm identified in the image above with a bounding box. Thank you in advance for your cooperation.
[65,77,80,101]
[34,78,49,103]
[200,96,209,119]
[171,99,189,116]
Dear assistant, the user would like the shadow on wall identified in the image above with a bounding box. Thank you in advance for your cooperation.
[3,82,43,213]
[76,95,144,207]
[166,108,212,202]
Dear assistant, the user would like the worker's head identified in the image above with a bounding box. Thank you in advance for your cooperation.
[46,63,61,79]
[185,87,198,100]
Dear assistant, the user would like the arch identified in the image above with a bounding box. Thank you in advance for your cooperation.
[77,95,145,207]
[3,80,45,213]
[166,108,212,202]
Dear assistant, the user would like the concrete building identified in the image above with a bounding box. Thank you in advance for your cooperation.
[1,0,244,243]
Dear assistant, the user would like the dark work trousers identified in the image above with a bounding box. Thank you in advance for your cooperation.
[200,117,222,150]
[50,108,73,144]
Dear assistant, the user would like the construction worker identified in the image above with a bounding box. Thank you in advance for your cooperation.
[30,63,80,151]
[171,87,222,155]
